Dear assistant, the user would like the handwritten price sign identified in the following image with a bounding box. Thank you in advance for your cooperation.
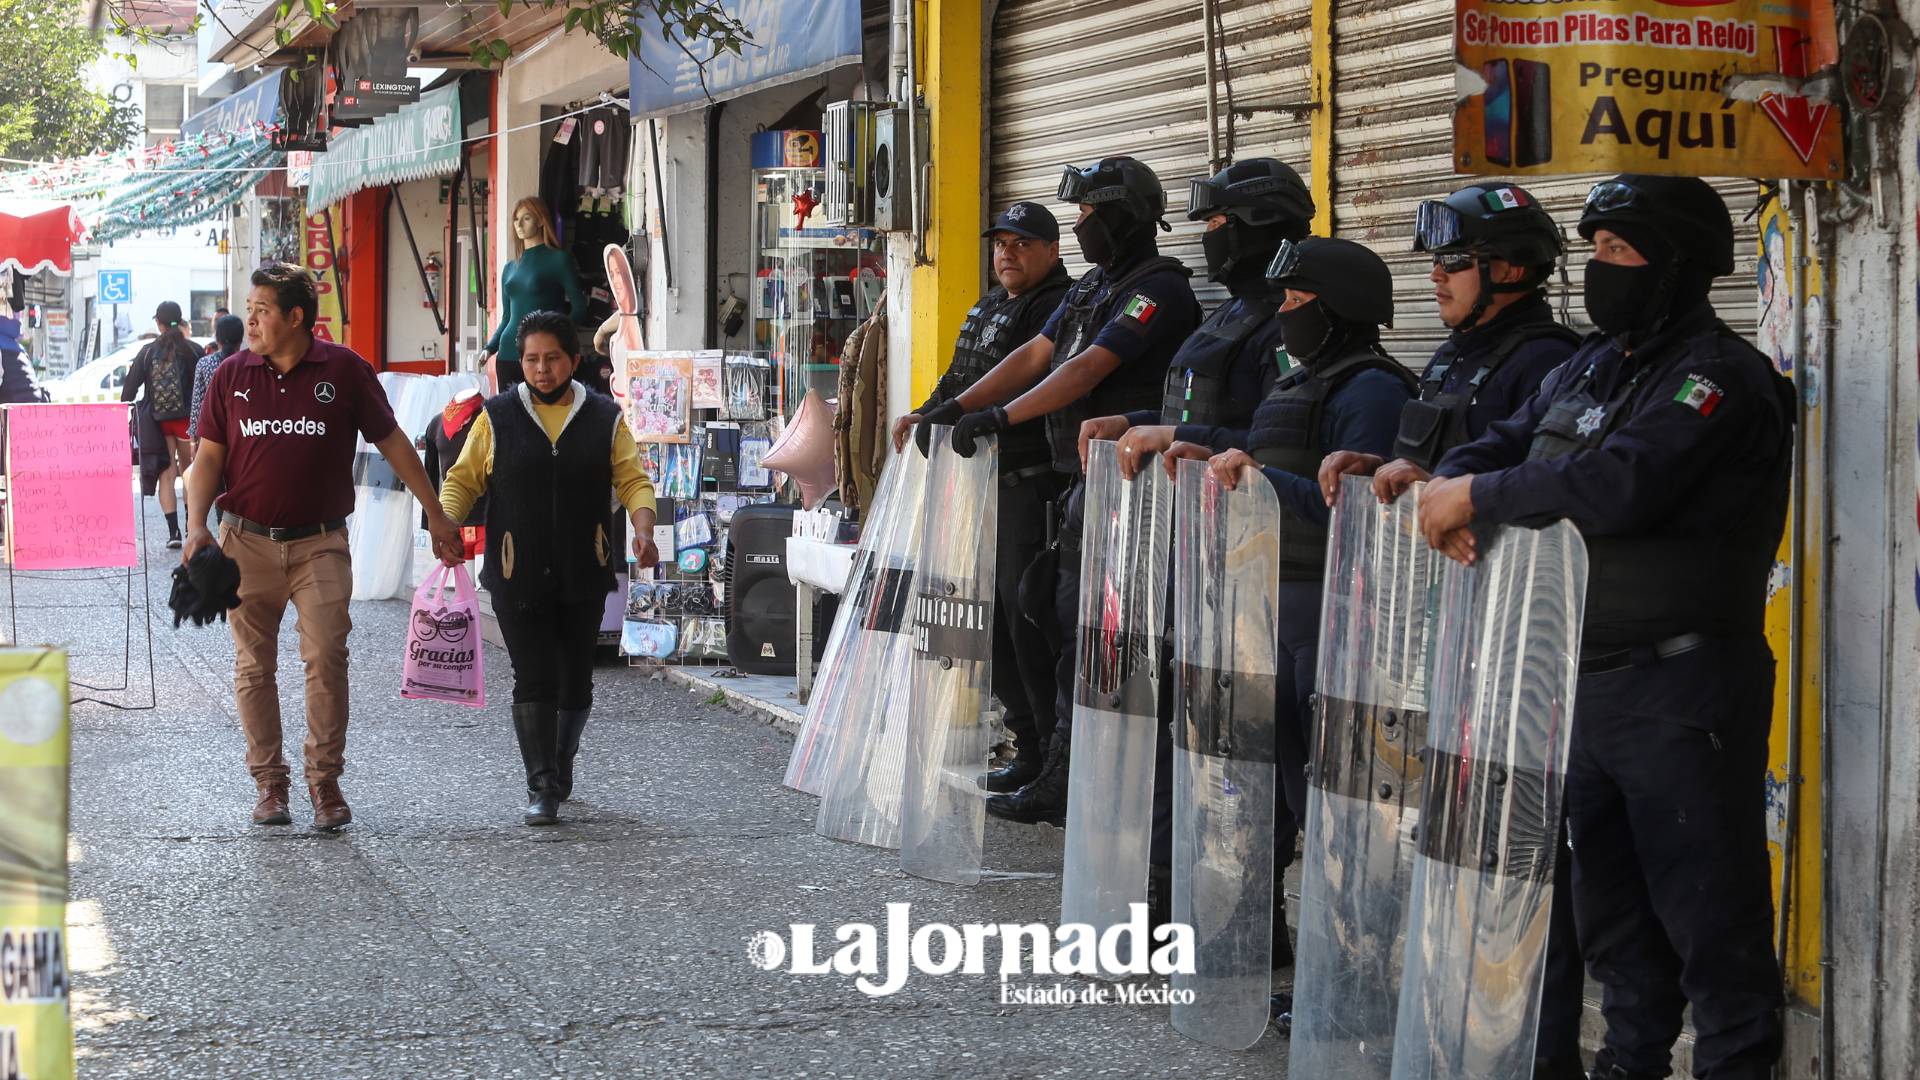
[4,403,137,570]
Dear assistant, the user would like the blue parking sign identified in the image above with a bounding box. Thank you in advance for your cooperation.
[97,270,132,304]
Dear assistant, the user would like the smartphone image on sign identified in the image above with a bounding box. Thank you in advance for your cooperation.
[1481,59,1513,167]
[1514,59,1553,166]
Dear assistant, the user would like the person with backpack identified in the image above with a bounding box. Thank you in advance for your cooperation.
[122,301,202,548]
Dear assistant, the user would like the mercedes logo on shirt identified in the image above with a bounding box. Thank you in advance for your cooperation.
[314,381,337,404]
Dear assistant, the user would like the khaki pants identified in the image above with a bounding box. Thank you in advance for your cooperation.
[220,521,354,787]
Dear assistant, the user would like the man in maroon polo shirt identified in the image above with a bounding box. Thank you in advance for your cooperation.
[185,263,463,829]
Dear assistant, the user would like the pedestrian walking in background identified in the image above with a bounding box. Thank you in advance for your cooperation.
[183,263,463,830]
[121,301,201,548]
[191,314,245,449]
[437,310,659,826]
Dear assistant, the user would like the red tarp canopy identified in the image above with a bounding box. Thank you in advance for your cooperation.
[0,200,87,276]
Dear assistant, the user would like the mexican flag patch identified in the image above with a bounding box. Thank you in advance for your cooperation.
[1483,187,1529,212]
[1673,374,1725,416]
[1274,347,1301,378]
[1122,294,1158,324]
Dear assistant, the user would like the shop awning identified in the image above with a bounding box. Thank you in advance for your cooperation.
[306,83,463,212]
[627,0,862,119]
[0,200,88,276]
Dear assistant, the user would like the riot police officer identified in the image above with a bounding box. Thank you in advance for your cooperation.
[1418,175,1792,1080]
[1169,236,1414,1012]
[1070,157,1314,944]
[894,201,1074,793]
[1319,181,1580,502]
[1314,183,1587,1075]
[942,156,1203,827]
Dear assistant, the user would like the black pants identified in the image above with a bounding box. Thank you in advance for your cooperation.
[1538,814,1584,1061]
[495,597,603,708]
[993,470,1062,754]
[1567,635,1782,1079]
[1047,480,1086,745]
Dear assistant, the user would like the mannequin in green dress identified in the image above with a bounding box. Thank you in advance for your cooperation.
[485,196,588,390]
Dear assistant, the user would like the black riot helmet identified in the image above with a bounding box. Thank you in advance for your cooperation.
[1265,237,1394,327]
[1577,174,1735,276]
[1414,182,1562,329]
[1189,158,1314,283]
[1057,157,1170,231]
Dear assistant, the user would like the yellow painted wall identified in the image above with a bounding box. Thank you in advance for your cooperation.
[1756,187,1824,1005]
[909,0,986,404]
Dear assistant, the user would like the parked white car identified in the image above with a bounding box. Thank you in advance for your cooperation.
[42,340,151,403]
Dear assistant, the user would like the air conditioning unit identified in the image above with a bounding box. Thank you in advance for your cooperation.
[873,106,915,233]
[823,101,881,228]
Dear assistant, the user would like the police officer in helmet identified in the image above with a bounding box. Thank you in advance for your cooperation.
[1070,156,1313,936]
[1319,181,1580,504]
[894,201,1073,794]
[1164,237,1415,1011]
[941,155,1202,827]
[1418,174,1792,1080]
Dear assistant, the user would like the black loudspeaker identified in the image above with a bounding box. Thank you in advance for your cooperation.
[724,504,837,675]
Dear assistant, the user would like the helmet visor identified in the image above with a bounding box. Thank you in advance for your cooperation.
[1584,180,1641,217]
[1058,164,1125,206]
[1189,175,1298,218]
[1057,165,1092,203]
[1413,200,1468,253]
[1264,239,1305,283]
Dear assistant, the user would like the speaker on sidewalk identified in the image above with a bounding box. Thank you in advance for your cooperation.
[724,504,836,675]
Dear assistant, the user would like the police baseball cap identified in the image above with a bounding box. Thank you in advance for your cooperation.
[982,201,1058,242]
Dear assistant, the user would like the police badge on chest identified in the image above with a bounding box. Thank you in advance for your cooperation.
[1575,406,1606,437]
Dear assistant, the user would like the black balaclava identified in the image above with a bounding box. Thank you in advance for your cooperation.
[1074,205,1151,270]
[1583,220,1713,346]
[1204,219,1289,291]
[1277,300,1345,365]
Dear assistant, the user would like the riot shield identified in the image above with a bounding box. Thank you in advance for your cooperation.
[897,427,997,885]
[1060,440,1173,963]
[1288,475,1437,1078]
[1390,515,1588,1080]
[1169,457,1280,1050]
[809,451,931,847]
[783,451,923,796]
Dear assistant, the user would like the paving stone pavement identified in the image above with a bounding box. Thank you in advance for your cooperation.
[11,521,1293,1079]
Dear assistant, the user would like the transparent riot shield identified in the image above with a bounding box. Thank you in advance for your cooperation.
[1390,516,1588,1080]
[1288,476,1437,1078]
[1060,441,1173,961]
[1169,457,1280,1049]
[897,427,998,885]
[810,451,931,847]
[784,452,924,796]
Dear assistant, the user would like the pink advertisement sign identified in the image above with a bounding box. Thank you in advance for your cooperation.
[4,403,137,570]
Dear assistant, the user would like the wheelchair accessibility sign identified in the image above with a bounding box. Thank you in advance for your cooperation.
[96,270,131,304]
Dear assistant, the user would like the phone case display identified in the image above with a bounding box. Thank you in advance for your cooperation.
[749,129,885,416]
[628,353,694,443]
[691,351,725,410]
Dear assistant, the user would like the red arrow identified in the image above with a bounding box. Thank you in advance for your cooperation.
[1759,26,1833,166]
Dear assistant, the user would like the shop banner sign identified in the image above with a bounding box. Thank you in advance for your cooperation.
[3,404,135,571]
[1453,0,1842,179]
[627,0,862,119]
[0,647,73,1080]
[307,83,462,211]
[182,70,283,139]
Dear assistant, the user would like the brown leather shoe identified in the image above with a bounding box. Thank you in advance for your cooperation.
[308,779,352,830]
[251,783,292,826]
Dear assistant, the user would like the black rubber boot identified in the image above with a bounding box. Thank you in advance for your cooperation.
[512,701,561,825]
[985,745,1045,794]
[985,733,1069,827]
[1586,1050,1663,1080]
[555,708,589,802]
[1271,892,1294,969]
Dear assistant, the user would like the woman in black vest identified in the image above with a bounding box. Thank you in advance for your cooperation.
[438,311,659,825]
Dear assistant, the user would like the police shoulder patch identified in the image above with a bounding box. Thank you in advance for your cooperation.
[1120,294,1159,325]
[1673,373,1726,416]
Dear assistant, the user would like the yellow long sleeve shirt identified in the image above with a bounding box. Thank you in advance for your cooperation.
[439,386,656,523]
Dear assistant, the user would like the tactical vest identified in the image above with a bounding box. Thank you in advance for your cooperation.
[1251,347,1418,582]
[945,271,1069,470]
[1525,332,1791,646]
[479,385,621,608]
[1047,256,1189,474]
[1159,296,1278,427]
[1393,320,1582,471]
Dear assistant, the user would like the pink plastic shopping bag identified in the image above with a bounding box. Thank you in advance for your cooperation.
[401,563,486,708]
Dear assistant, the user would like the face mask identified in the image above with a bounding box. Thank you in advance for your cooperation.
[1202,227,1234,282]
[529,378,572,405]
[1582,260,1667,341]
[1277,300,1336,362]
[1073,214,1117,268]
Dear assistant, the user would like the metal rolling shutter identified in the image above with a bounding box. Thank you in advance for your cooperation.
[989,0,1315,309]
[1330,0,1758,363]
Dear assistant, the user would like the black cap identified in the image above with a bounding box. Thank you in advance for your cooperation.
[154,300,184,327]
[982,201,1058,242]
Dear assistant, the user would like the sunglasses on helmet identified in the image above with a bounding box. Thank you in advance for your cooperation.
[1431,252,1478,274]
[1265,239,1305,282]
[1584,181,1641,216]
